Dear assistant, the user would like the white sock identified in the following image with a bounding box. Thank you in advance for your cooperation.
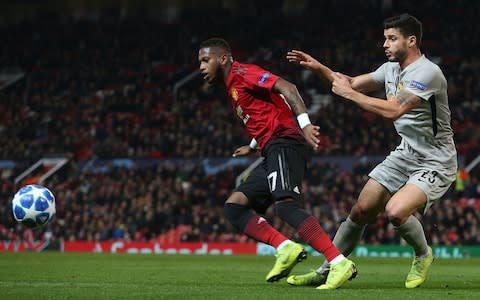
[277,240,293,251]
[329,254,346,265]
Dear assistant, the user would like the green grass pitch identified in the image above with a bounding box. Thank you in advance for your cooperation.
[0,252,479,300]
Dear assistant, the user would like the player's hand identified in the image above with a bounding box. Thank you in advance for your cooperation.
[286,50,321,71]
[232,145,256,157]
[332,72,354,99]
[302,124,321,151]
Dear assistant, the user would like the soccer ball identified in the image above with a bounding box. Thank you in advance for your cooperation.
[11,184,56,228]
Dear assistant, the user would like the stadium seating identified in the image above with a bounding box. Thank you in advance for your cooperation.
[0,0,479,246]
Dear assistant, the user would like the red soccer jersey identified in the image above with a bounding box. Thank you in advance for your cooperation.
[226,61,305,150]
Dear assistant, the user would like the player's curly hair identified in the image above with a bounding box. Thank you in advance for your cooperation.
[199,38,231,53]
[383,14,423,48]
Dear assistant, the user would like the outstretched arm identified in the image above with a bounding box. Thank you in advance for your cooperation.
[331,72,421,119]
[286,50,381,93]
[286,50,337,83]
[272,78,321,150]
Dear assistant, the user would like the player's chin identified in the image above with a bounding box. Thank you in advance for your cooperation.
[206,76,220,84]
[386,55,398,62]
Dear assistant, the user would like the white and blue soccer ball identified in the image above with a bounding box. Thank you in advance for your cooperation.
[12,184,56,228]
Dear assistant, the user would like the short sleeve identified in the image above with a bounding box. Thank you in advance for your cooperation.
[370,63,386,85]
[243,64,280,91]
[404,67,438,101]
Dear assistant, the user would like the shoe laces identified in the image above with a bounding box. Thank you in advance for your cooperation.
[328,262,342,276]
[411,256,426,274]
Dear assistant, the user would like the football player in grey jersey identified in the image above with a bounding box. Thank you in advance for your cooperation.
[286,13,457,289]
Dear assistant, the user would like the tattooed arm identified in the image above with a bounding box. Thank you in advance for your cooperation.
[272,78,321,150]
[272,78,308,115]
[331,72,422,120]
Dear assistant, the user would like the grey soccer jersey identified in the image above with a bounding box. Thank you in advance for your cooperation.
[370,55,457,169]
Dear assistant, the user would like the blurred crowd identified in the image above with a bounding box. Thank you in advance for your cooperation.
[0,0,479,247]
[1,158,478,246]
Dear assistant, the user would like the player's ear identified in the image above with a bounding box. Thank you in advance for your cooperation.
[220,53,233,66]
[219,54,229,65]
[408,35,416,48]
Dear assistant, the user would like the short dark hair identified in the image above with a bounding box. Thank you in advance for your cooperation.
[383,14,423,48]
[199,38,231,53]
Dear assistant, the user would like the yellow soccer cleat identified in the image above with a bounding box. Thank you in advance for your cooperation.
[405,246,434,288]
[287,270,327,286]
[265,242,307,282]
[317,258,357,290]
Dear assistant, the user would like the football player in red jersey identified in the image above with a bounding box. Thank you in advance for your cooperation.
[198,38,357,289]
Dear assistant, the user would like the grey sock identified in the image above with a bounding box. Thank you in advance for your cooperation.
[316,217,366,273]
[395,215,429,256]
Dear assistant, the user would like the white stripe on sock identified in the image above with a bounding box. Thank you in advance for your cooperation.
[277,240,293,251]
[330,254,346,265]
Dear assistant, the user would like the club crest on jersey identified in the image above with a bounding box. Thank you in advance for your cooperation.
[231,87,239,101]
[397,80,405,92]
[409,80,426,91]
[258,72,270,85]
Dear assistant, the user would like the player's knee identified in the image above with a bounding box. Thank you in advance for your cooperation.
[350,203,374,224]
[225,191,249,205]
[275,199,309,229]
[387,214,403,227]
[385,207,407,227]
[385,211,408,227]
[223,202,253,232]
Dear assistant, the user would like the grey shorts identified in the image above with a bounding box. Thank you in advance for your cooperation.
[369,148,457,213]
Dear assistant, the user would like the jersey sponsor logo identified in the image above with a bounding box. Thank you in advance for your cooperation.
[242,114,250,124]
[258,72,270,85]
[231,87,239,101]
[409,80,426,91]
[236,105,250,124]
